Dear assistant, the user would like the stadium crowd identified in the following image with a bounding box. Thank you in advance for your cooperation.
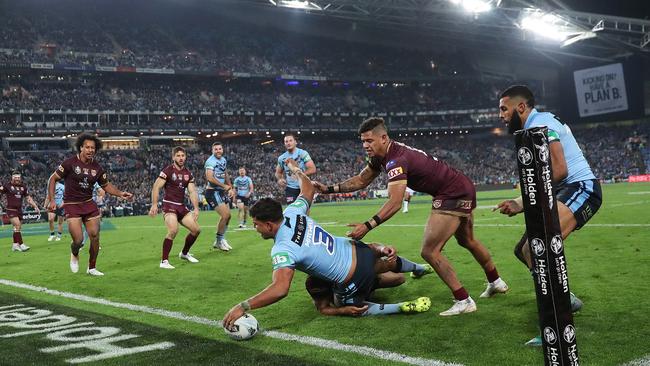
[1,123,647,216]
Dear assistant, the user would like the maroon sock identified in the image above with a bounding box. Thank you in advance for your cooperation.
[182,234,198,255]
[453,287,469,301]
[13,232,22,244]
[88,242,99,269]
[486,267,500,283]
[162,238,173,261]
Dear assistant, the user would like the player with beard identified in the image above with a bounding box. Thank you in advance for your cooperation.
[496,85,602,345]
[312,117,508,316]
[204,142,235,251]
[275,133,316,205]
[149,146,201,269]
[47,133,133,276]
[1,171,40,252]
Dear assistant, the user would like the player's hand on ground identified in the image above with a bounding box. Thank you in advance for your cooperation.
[493,200,523,216]
[311,181,328,193]
[120,191,134,200]
[346,223,369,240]
[148,205,158,217]
[277,179,287,188]
[223,303,245,331]
[339,305,368,317]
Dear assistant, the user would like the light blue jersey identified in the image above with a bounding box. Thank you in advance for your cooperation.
[54,182,65,206]
[524,109,596,185]
[277,148,312,189]
[271,197,353,284]
[92,182,103,205]
[204,155,228,190]
[233,176,253,197]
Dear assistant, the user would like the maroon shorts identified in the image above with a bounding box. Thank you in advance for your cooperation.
[431,175,477,217]
[6,208,22,219]
[65,200,101,222]
[162,202,190,221]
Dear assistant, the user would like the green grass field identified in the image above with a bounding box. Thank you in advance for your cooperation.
[1,182,649,365]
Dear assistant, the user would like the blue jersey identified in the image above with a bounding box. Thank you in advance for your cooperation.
[233,176,253,197]
[524,109,596,185]
[277,148,313,189]
[92,182,103,205]
[54,182,65,206]
[271,197,353,284]
[204,155,228,190]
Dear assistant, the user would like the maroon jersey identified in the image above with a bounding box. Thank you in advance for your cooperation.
[55,155,109,203]
[159,164,194,204]
[0,182,29,209]
[367,141,469,197]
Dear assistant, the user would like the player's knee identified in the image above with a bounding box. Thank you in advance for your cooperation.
[167,228,178,238]
[192,227,201,236]
[420,248,440,262]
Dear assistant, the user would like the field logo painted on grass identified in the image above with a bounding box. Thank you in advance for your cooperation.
[0,304,173,364]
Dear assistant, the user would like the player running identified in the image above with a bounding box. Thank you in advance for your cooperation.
[47,133,133,276]
[46,180,65,242]
[223,158,432,328]
[204,142,234,251]
[496,85,602,345]
[312,117,508,316]
[149,146,201,269]
[275,133,316,204]
[1,171,40,252]
[233,167,254,228]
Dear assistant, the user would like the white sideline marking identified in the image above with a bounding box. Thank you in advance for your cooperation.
[0,279,461,366]
[621,355,650,366]
[609,200,650,207]
[627,191,650,195]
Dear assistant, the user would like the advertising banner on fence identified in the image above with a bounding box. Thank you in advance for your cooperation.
[573,63,628,118]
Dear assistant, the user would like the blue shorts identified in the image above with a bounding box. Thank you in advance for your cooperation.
[285,187,301,205]
[333,241,377,307]
[236,195,250,206]
[205,189,228,209]
[556,179,602,230]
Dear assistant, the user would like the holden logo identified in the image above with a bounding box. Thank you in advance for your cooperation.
[517,147,533,165]
[535,143,549,163]
[530,238,545,257]
[564,325,576,343]
[550,235,563,255]
[544,327,557,345]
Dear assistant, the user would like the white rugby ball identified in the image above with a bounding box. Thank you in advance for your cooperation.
[224,313,259,341]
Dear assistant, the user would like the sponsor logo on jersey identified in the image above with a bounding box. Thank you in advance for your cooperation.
[387,167,403,179]
[91,169,97,177]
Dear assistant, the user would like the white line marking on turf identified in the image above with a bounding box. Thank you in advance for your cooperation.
[621,354,650,366]
[609,200,650,207]
[115,223,650,230]
[627,192,650,195]
[0,279,461,366]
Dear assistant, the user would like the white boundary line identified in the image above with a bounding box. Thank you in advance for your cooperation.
[0,279,461,366]
[112,223,650,229]
[621,355,650,366]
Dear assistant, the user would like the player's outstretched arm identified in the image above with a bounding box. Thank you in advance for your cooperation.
[286,158,315,203]
[103,183,133,200]
[347,181,406,240]
[223,268,294,329]
[319,166,380,194]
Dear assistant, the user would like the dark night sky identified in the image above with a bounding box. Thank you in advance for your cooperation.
[558,0,650,19]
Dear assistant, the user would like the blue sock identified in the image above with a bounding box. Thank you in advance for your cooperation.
[216,233,224,241]
[361,302,401,316]
[396,256,424,273]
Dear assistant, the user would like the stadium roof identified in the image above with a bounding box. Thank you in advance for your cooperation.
[233,0,650,64]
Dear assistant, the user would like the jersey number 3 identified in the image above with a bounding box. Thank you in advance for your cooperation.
[313,226,335,255]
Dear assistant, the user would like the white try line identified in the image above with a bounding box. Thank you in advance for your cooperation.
[621,354,650,366]
[115,223,650,230]
[0,279,461,366]
[627,192,650,195]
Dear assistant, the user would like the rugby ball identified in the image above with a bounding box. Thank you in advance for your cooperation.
[224,313,259,341]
